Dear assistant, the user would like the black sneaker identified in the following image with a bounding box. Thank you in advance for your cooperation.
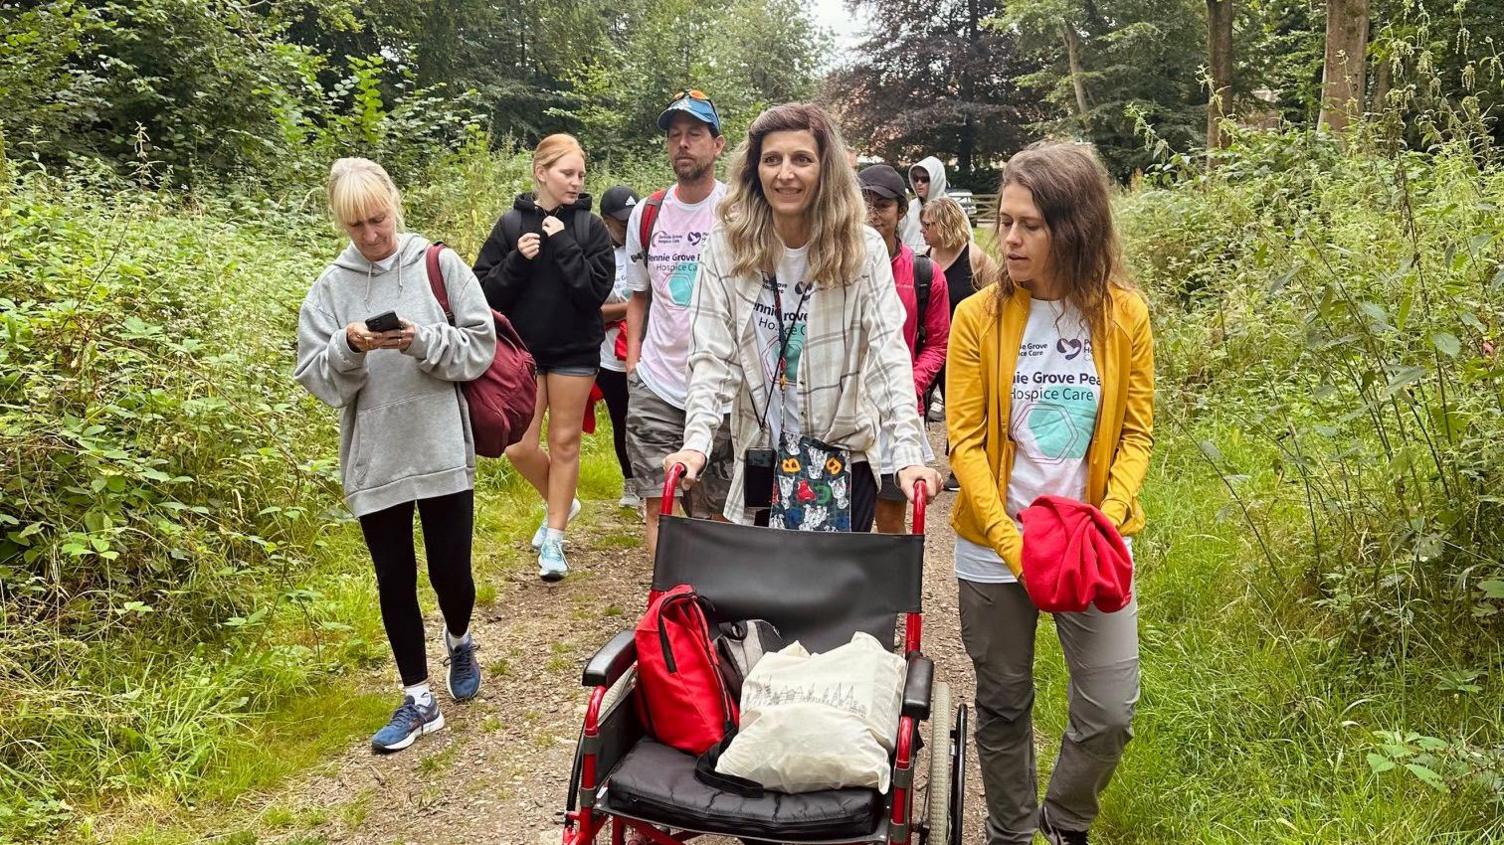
[943,472,960,492]
[1039,806,1089,845]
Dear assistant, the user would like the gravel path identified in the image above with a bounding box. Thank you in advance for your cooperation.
[256,424,991,844]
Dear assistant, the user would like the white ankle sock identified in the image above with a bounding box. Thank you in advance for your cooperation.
[544,527,565,545]
[444,629,470,650]
[404,682,433,708]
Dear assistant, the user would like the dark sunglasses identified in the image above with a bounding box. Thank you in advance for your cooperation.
[912,173,931,183]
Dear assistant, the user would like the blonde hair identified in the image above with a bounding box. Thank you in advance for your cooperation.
[326,157,404,232]
[533,133,586,184]
[920,196,971,252]
[718,103,867,288]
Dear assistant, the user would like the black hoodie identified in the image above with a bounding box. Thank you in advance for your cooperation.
[473,192,615,370]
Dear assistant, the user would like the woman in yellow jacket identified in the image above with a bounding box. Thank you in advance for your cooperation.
[946,141,1153,845]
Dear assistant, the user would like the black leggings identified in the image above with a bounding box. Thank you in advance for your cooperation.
[596,368,633,480]
[358,490,476,686]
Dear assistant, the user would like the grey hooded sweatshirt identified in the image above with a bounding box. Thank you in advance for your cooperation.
[295,232,497,517]
[900,156,948,253]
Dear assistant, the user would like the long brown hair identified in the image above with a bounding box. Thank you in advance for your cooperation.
[989,141,1129,334]
[718,103,867,288]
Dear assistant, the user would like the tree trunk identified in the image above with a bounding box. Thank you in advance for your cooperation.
[1206,0,1234,151]
[1060,21,1089,118]
[1318,0,1370,132]
[959,0,980,177]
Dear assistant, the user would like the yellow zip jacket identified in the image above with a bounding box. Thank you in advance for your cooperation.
[946,283,1155,576]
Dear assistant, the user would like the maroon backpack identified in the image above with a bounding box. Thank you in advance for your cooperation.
[424,243,536,457]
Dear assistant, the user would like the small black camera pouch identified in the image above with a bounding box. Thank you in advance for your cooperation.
[743,447,775,508]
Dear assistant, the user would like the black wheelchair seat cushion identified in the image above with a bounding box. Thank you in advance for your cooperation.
[600,738,884,840]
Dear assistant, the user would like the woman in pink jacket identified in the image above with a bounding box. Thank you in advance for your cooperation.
[859,164,950,533]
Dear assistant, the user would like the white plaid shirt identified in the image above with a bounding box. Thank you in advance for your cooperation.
[682,225,928,521]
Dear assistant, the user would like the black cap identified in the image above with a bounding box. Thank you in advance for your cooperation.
[858,164,906,201]
[600,185,640,221]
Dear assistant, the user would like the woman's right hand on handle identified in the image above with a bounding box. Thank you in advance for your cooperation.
[663,450,707,489]
[517,232,542,260]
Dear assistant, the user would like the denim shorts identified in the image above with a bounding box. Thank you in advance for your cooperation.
[537,364,598,378]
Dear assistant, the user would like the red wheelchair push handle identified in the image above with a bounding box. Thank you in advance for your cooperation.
[662,463,685,516]
[912,479,928,535]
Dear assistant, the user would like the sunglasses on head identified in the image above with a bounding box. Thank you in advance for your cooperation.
[668,89,716,109]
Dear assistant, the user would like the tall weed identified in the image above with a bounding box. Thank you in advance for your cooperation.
[1122,126,1504,800]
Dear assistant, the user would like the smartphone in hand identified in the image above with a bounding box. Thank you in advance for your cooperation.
[365,310,400,332]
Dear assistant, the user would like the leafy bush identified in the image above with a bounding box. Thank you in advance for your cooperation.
[1122,125,1504,801]
[0,169,375,838]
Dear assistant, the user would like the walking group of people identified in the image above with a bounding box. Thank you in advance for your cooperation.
[294,89,1154,844]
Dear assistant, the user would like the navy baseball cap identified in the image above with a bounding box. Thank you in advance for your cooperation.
[657,90,722,136]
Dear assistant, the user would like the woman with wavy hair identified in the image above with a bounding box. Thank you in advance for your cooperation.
[665,103,940,532]
[947,140,1154,845]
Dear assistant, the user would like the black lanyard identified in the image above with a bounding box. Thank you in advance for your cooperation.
[756,275,812,436]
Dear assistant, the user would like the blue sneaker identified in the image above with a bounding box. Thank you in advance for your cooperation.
[530,498,582,549]
[370,695,444,753]
[538,536,568,582]
[444,633,481,701]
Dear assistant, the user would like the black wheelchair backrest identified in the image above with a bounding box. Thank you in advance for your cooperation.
[652,515,924,653]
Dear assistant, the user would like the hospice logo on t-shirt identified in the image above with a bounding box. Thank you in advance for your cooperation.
[650,230,709,307]
[1012,338,1098,463]
[756,279,812,382]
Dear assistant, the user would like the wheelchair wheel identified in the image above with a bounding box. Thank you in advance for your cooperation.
[923,681,953,845]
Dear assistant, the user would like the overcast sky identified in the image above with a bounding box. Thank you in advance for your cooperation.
[810,0,871,69]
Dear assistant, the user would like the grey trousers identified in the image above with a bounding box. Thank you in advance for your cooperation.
[958,579,1140,844]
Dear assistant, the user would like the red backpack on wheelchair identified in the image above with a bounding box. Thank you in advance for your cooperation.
[634,584,738,756]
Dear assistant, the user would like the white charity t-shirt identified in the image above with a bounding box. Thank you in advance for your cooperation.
[626,182,729,408]
[598,243,632,372]
[954,297,1102,584]
[752,244,813,445]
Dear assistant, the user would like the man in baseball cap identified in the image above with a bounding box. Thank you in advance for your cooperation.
[626,90,732,559]
[594,185,642,510]
[656,89,722,136]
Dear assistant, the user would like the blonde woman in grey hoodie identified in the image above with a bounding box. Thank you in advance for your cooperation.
[295,158,496,753]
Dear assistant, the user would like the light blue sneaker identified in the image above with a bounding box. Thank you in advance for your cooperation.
[530,498,582,549]
[370,695,444,753]
[444,632,481,701]
[538,535,568,582]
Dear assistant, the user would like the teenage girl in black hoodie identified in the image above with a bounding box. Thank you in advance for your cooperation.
[473,133,614,580]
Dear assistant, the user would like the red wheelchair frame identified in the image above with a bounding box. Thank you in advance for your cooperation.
[561,464,963,845]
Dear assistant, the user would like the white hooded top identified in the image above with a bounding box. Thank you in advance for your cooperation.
[900,156,948,253]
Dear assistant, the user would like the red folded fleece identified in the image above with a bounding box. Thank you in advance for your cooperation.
[1018,495,1134,613]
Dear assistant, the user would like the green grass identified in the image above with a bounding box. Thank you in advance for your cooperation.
[1023,425,1504,843]
[56,423,632,845]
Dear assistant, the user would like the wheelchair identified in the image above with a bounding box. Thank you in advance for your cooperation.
[559,465,967,844]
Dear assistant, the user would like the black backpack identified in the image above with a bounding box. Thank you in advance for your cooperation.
[498,207,593,253]
[913,254,934,348]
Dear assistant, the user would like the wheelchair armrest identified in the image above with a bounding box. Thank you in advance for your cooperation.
[581,629,637,688]
[901,653,934,720]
